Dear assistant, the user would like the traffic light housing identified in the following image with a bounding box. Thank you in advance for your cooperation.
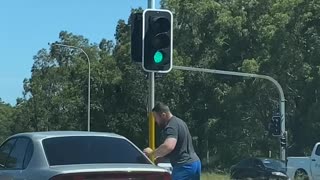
[280,136,286,148]
[142,9,173,73]
[270,115,281,136]
[131,12,143,63]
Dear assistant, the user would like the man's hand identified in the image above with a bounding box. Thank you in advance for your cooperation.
[143,147,153,158]
[154,156,165,165]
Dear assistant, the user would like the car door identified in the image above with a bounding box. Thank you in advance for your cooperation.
[311,144,320,180]
[253,159,267,177]
[0,137,32,180]
[234,158,255,178]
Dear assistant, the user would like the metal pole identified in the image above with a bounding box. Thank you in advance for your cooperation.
[148,0,156,152]
[148,0,155,9]
[173,65,286,161]
[280,100,286,160]
[51,43,91,132]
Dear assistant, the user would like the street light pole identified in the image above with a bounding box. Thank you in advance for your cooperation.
[51,43,91,132]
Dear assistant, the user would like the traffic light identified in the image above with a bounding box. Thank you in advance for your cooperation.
[270,115,281,136]
[131,12,143,63]
[142,9,173,73]
[280,136,286,148]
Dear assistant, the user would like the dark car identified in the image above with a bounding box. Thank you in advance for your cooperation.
[230,157,288,180]
[0,131,171,180]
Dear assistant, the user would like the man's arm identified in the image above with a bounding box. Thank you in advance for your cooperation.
[144,137,177,159]
[144,124,178,159]
[153,137,177,158]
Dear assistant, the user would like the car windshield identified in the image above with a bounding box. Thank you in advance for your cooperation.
[261,159,284,170]
[42,136,150,166]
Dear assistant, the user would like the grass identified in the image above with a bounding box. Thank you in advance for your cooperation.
[201,172,230,180]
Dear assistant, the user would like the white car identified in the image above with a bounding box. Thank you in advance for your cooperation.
[157,158,173,174]
[0,131,171,180]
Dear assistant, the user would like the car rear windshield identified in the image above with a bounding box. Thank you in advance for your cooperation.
[42,136,150,166]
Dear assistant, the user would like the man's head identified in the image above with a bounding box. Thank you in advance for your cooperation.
[152,102,173,128]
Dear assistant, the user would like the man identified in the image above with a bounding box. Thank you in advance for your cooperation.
[144,102,201,180]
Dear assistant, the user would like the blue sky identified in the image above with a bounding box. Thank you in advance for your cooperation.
[0,0,161,105]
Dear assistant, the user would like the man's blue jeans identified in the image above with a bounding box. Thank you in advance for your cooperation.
[172,160,201,180]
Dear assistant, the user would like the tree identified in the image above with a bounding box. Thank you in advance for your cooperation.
[0,98,14,142]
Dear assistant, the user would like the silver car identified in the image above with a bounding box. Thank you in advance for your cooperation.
[0,131,171,180]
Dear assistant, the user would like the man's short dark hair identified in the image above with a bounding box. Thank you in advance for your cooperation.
[152,102,170,113]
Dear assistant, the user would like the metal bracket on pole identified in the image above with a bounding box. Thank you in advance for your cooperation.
[173,65,286,161]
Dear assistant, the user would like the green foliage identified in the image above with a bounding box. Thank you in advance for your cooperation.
[0,99,14,142]
[201,172,229,180]
[241,59,259,73]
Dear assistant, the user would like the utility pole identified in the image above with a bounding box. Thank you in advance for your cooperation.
[147,0,156,155]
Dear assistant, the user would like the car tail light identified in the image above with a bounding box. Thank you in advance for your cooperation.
[50,172,171,180]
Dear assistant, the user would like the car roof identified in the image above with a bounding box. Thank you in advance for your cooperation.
[9,131,124,141]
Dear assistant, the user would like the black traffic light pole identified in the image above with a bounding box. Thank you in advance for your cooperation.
[173,65,287,161]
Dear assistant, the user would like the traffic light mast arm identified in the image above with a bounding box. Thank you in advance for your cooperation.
[173,65,286,161]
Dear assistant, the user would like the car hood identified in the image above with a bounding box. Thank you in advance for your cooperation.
[49,163,168,174]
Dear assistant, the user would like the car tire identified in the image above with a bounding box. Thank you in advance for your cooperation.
[294,169,309,180]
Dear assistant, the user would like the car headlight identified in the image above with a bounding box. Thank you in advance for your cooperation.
[271,171,287,177]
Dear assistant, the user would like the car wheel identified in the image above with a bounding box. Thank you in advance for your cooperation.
[294,169,309,180]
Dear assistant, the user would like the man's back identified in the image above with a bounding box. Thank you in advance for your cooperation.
[163,116,199,166]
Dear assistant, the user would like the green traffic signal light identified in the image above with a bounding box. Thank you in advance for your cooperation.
[154,51,163,63]
[142,9,173,73]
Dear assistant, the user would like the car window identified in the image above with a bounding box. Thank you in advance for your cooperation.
[253,159,263,167]
[5,138,30,169]
[315,145,320,156]
[238,158,253,167]
[43,136,151,166]
[0,138,17,169]
[23,140,34,169]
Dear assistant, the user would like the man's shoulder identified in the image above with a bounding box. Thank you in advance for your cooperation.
[167,116,184,126]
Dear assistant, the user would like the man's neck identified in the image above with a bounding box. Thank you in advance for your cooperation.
[166,113,173,121]
[162,114,173,127]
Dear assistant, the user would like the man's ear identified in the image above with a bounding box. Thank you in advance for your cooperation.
[161,112,167,118]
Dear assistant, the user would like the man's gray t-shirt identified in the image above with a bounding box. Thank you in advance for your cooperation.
[162,116,199,166]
